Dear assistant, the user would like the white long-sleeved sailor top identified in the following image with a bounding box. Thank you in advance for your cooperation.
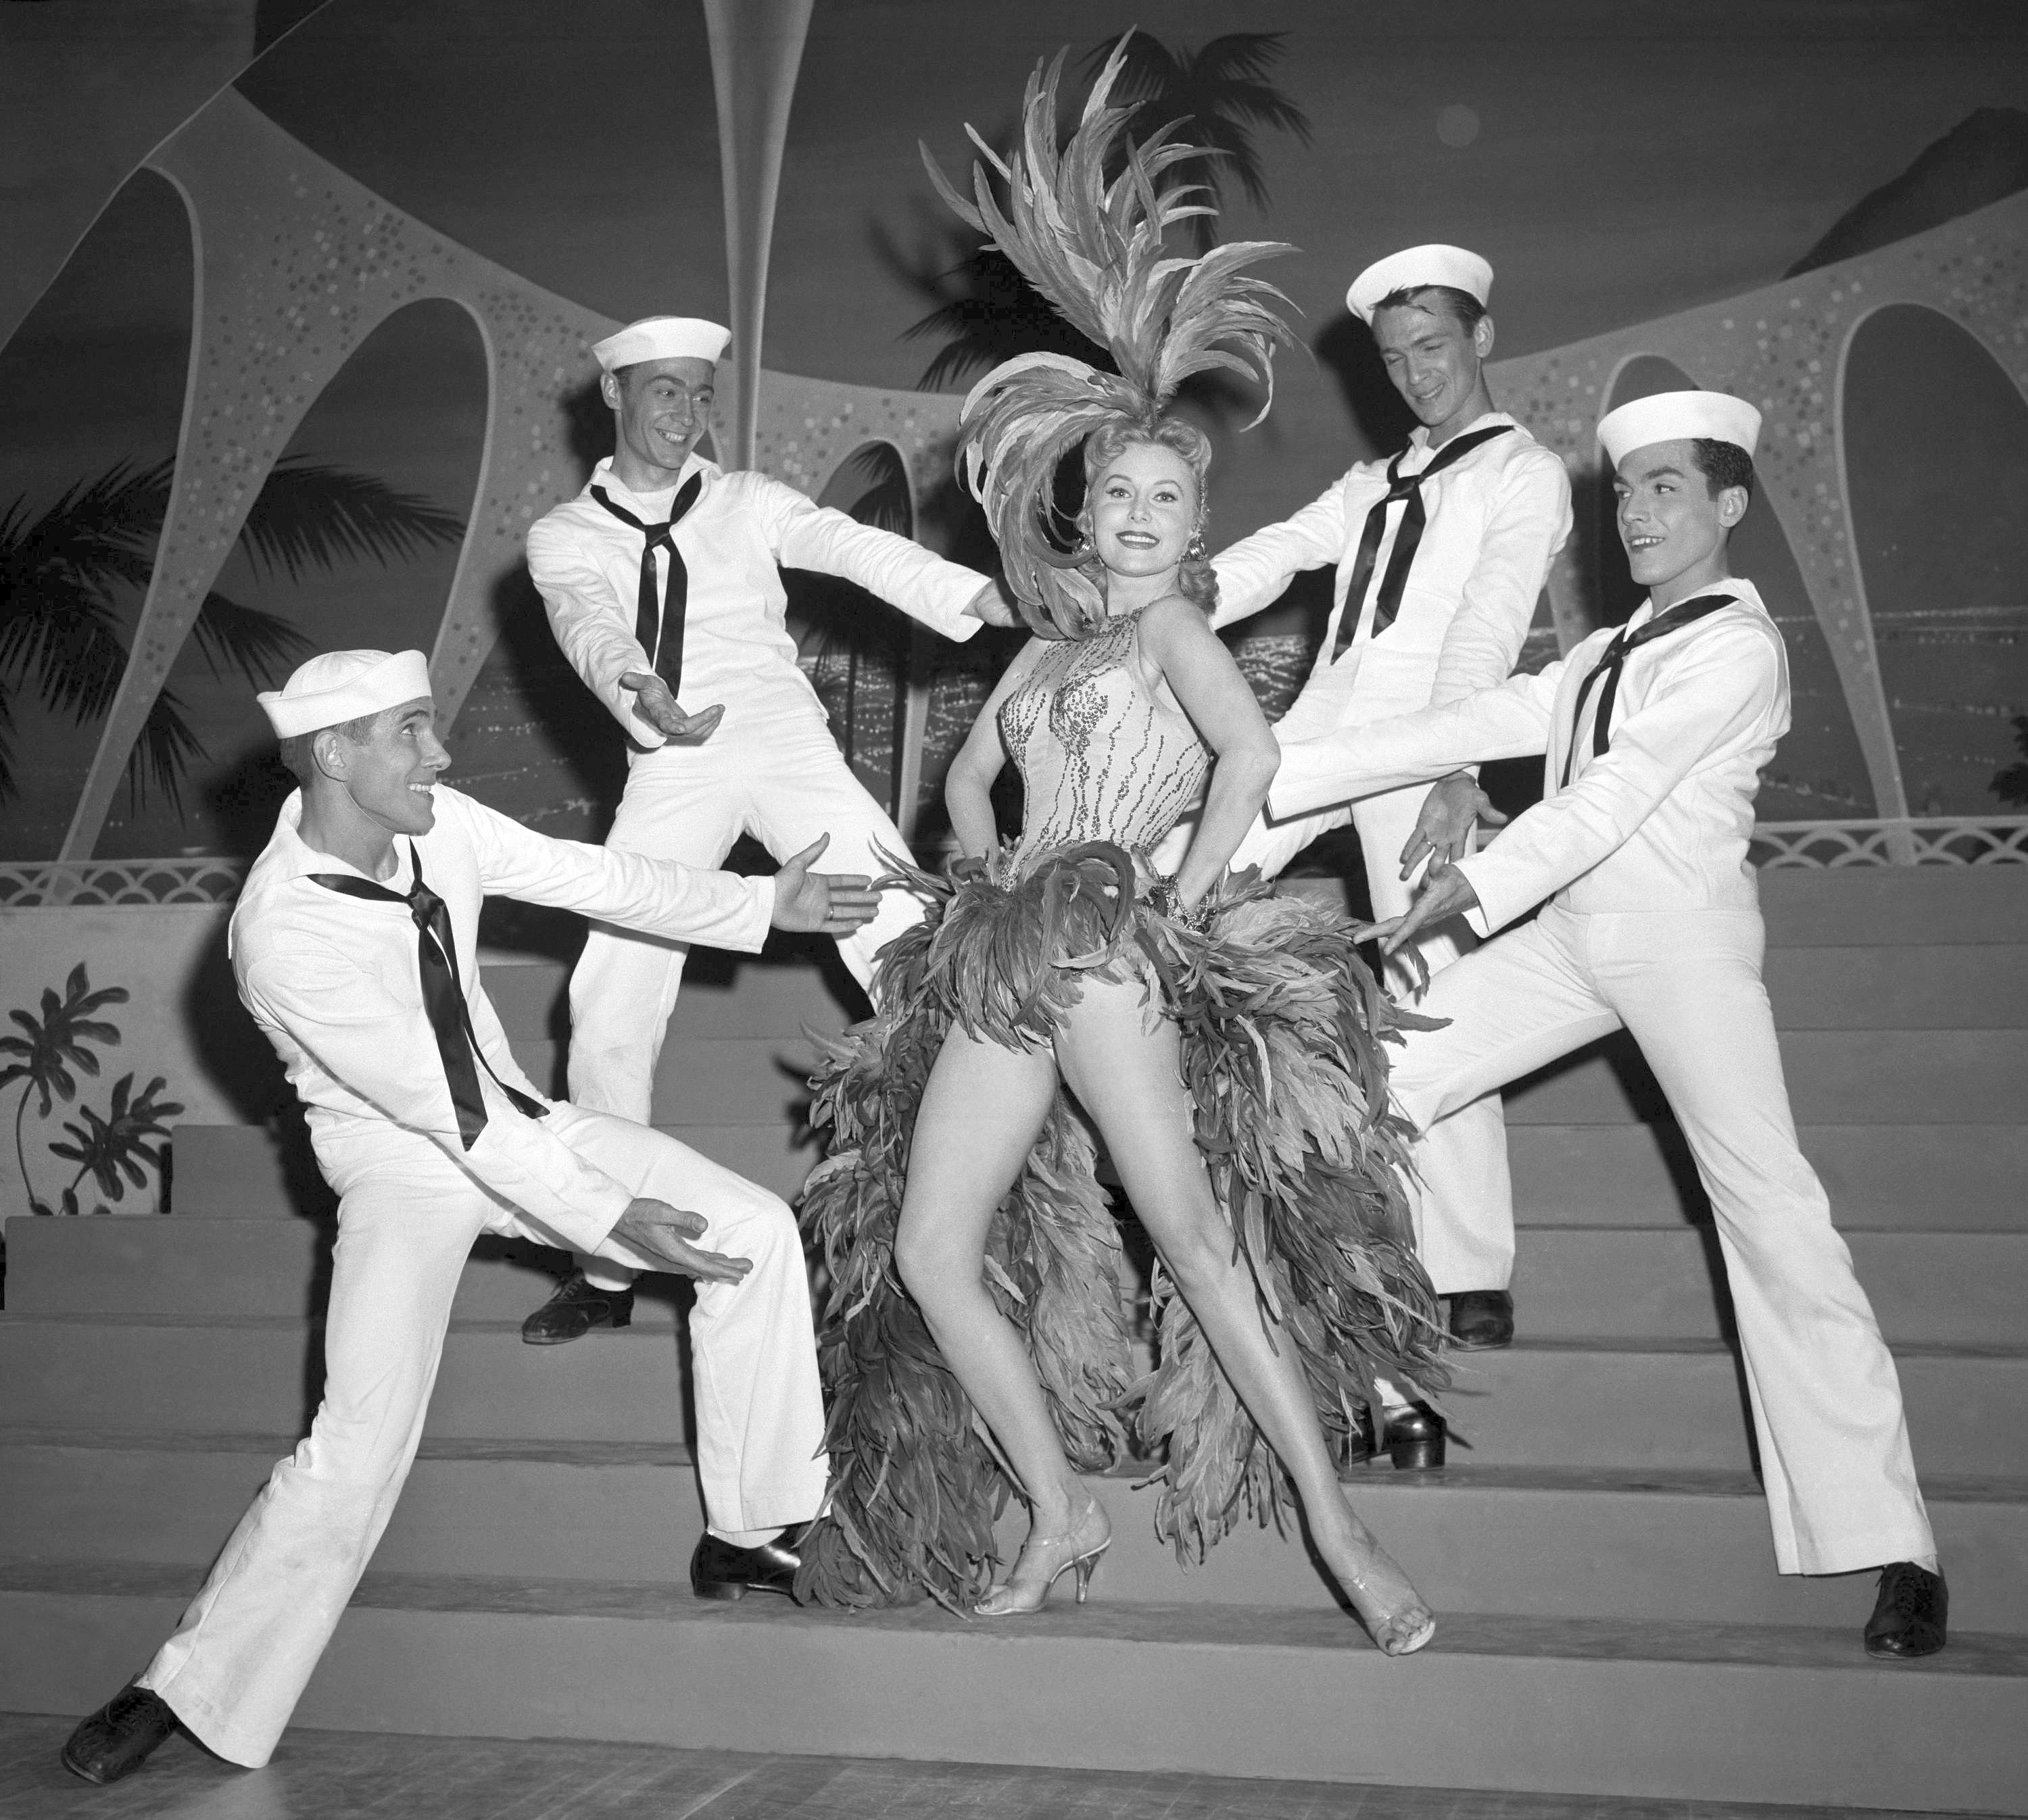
[1209,412,1574,722]
[1268,579,1791,938]
[527,453,986,747]
[228,786,775,1253]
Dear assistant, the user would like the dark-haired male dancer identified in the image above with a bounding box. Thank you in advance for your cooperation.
[61,649,879,1784]
[1191,244,1572,1392]
[1272,391,1945,1657]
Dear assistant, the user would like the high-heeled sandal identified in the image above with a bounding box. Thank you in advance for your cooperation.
[975,1497,1111,1617]
[1340,1564,1436,1656]
[1319,1528,1436,1656]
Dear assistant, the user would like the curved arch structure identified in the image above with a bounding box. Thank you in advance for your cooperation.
[53,89,963,862]
[37,53,2025,852]
[1488,187,2028,819]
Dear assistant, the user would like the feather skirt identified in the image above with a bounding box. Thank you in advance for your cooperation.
[793,843,1447,1610]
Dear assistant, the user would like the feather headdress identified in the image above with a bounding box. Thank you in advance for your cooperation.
[923,38,1298,638]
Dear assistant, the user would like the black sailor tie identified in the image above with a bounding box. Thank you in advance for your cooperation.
[1330,422,1513,662]
[590,472,705,701]
[1559,593,1737,788]
[310,843,546,1150]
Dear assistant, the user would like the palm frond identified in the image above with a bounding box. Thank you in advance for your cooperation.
[901,243,1111,389]
[1080,32,1311,245]
[840,445,915,537]
[124,687,206,816]
[189,590,313,687]
[235,457,464,583]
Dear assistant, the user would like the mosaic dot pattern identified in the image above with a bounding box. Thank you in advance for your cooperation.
[64,88,2028,852]
[65,90,951,859]
[1487,189,2028,821]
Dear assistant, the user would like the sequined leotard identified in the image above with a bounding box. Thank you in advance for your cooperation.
[998,608,1211,875]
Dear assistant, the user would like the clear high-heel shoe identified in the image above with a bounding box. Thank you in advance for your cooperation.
[975,1496,1111,1617]
[1318,1523,1436,1656]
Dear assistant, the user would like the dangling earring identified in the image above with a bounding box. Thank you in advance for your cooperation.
[1185,528,1207,563]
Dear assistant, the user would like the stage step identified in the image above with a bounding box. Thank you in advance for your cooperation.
[490,1025,2028,1131]
[1499,1027,2028,1127]
[1,1558,2021,1814]
[477,948,859,1044]
[470,937,2028,1043]
[1507,1121,2028,1229]
[12,1216,2027,1350]
[2,1312,2020,1477]
[4,1433,2022,1635]
[166,1117,2028,1229]
[1754,864,2028,948]
[169,1118,819,1216]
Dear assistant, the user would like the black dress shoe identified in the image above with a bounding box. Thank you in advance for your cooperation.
[1865,1561,1948,1658]
[62,1685,179,1785]
[521,1271,634,1346]
[1449,1289,1514,1350]
[691,1529,801,1602]
[1377,1402,1447,1470]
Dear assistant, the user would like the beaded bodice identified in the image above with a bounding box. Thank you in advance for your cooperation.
[1000,608,1211,876]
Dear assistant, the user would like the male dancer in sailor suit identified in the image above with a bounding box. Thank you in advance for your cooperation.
[522,314,1009,1344]
[1271,392,1946,1656]
[60,649,884,1785]
[1194,245,1572,1377]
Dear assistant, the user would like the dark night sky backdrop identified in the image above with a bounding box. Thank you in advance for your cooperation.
[3,0,2025,854]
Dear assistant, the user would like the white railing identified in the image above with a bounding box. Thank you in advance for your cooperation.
[1749,817,2028,868]
[3,816,2025,908]
[0,858,247,908]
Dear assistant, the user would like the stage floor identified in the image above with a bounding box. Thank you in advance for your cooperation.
[0,1714,2002,1820]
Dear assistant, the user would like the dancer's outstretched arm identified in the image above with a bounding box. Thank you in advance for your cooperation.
[1136,597,1280,905]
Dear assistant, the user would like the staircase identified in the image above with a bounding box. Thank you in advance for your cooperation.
[3,871,2025,1811]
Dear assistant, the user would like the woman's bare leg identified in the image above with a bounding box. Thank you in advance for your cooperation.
[1055,973,1434,1653]
[893,1025,1092,1554]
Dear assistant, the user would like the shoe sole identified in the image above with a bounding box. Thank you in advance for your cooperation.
[521,1312,631,1346]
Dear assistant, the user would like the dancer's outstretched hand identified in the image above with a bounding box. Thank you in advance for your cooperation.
[1399,771,1507,879]
[611,1198,752,1285]
[622,672,724,744]
[1353,862,1483,989]
[773,835,882,935]
[967,579,1022,628]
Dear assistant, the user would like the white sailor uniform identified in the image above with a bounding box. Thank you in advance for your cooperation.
[1205,412,1572,1292]
[529,453,986,1126]
[137,787,827,1765]
[1273,579,1935,1575]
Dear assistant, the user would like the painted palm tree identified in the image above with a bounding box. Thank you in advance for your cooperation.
[900,31,1310,385]
[0,455,464,811]
[1084,31,1313,253]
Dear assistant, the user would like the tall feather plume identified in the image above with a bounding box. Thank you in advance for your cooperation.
[922,37,1298,638]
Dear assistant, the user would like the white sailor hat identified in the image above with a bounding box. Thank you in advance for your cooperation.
[1346,244,1493,324]
[1598,390,1762,468]
[593,316,731,372]
[258,649,433,739]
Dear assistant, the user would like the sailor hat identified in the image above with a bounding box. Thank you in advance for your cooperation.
[1598,390,1762,468]
[593,316,731,372]
[1347,245,1493,324]
[258,649,433,739]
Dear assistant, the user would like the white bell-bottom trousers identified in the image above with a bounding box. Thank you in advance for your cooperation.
[568,689,926,1289]
[139,1104,826,1766]
[1386,902,1934,1575]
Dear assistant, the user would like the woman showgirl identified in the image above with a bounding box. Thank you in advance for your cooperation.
[795,47,1445,1656]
